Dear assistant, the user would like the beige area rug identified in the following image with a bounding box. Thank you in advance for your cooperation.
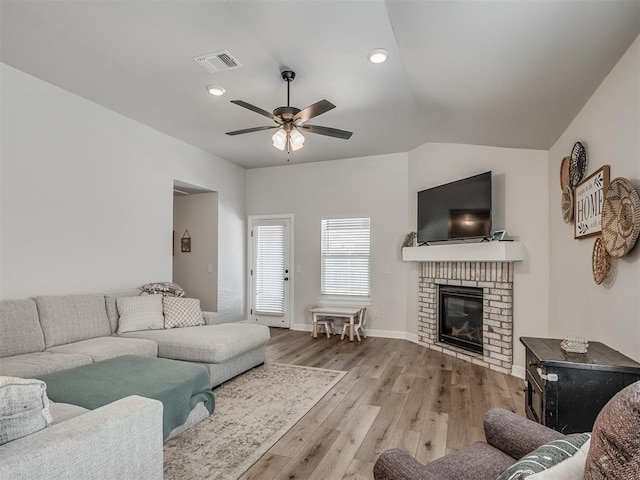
[163,363,346,480]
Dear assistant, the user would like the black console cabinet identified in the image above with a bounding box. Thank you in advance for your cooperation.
[520,337,640,434]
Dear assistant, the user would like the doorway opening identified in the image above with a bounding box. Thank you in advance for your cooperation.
[173,180,218,312]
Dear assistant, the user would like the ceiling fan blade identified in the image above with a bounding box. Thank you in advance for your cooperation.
[293,100,336,125]
[230,100,278,122]
[226,125,279,136]
[301,124,353,140]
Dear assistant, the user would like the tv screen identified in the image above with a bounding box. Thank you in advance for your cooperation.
[417,172,492,243]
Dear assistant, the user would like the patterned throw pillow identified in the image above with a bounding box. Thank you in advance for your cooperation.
[140,282,185,297]
[116,295,164,334]
[497,433,591,480]
[0,376,52,445]
[163,297,204,329]
[584,381,640,479]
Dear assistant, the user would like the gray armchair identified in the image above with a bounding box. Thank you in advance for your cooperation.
[374,408,565,480]
[374,380,640,480]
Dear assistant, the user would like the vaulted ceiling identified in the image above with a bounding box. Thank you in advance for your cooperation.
[2,1,638,168]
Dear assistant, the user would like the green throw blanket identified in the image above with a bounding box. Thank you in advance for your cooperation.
[37,355,215,439]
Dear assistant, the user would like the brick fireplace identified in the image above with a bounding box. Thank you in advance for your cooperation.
[418,261,514,374]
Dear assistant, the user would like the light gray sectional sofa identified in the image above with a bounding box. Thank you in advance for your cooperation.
[0,395,164,480]
[0,291,271,386]
[0,290,271,479]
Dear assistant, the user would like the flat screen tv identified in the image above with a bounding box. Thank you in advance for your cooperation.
[417,172,492,244]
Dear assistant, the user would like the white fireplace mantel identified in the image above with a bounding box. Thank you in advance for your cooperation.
[402,241,524,262]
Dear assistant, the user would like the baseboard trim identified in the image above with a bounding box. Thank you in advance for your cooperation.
[291,324,419,342]
[511,365,525,379]
[290,323,523,378]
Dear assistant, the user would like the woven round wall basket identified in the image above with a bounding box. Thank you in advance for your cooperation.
[560,156,571,189]
[601,177,640,258]
[561,185,574,223]
[569,142,587,187]
[592,236,610,285]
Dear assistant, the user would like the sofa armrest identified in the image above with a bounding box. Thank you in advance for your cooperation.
[203,311,221,325]
[484,408,565,460]
[374,448,438,480]
[0,395,163,480]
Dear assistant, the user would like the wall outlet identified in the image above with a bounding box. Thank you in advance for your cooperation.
[224,306,230,314]
[374,310,380,318]
[207,264,213,273]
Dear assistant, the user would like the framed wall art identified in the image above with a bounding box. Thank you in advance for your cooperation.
[181,230,191,252]
[574,165,610,239]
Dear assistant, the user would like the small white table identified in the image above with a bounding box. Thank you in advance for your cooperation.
[310,306,361,342]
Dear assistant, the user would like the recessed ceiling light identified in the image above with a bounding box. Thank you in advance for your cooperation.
[207,85,226,96]
[368,48,388,64]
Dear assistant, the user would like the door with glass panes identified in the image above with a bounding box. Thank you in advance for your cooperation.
[248,216,292,327]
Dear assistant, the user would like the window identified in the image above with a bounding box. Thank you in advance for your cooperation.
[321,217,370,298]
[253,223,285,315]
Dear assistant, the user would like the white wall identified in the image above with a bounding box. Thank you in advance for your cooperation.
[0,63,247,321]
[408,143,549,374]
[173,192,218,312]
[548,35,640,360]
[246,153,411,336]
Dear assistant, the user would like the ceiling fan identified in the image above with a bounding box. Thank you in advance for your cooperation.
[226,70,353,153]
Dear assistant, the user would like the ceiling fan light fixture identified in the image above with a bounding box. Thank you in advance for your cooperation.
[272,128,287,150]
[206,85,226,96]
[290,128,305,147]
[367,48,388,64]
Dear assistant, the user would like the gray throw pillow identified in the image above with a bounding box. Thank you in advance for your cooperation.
[0,376,52,445]
[116,294,164,334]
[163,297,204,329]
[140,282,185,297]
[496,433,591,480]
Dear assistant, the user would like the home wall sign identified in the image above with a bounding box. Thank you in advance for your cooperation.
[574,165,610,239]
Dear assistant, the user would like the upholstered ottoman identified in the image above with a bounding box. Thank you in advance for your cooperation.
[36,355,214,439]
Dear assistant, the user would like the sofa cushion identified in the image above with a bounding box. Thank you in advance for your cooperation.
[116,295,164,334]
[46,337,158,362]
[0,376,52,445]
[584,381,640,480]
[163,297,204,329]
[0,299,45,357]
[35,295,111,348]
[497,433,591,480]
[104,289,142,334]
[122,323,270,363]
[0,351,93,378]
[49,401,88,424]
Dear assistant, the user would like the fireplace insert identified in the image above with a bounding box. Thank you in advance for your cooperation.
[438,285,483,354]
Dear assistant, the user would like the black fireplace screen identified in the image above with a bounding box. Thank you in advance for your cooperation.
[438,285,483,354]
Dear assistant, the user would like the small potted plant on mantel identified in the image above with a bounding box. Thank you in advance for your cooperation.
[402,231,417,248]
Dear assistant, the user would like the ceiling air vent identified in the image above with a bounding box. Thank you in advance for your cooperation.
[193,50,241,73]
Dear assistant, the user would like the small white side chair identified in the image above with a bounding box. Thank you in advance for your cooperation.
[310,304,336,339]
[341,307,367,341]
[316,318,336,338]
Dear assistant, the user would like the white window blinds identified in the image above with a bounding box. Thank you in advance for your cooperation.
[254,224,285,316]
[321,217,370,297]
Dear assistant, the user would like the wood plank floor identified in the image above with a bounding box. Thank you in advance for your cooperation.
[240,328,525,480]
